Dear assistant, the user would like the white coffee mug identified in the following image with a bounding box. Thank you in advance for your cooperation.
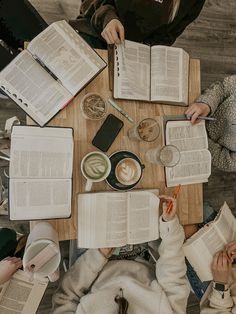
[81,151,111,191]
[23,222,61,282]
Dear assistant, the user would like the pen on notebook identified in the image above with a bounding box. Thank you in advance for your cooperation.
[33,55,61,83]
[166,184,181,213]
[186,114,216,121]
[108,99,134,123]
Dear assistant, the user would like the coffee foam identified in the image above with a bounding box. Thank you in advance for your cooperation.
[83,153,108,179]
[115,158,141,185]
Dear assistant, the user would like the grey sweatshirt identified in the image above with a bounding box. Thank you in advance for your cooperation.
[52,216,190,314]
[197,75,236,172]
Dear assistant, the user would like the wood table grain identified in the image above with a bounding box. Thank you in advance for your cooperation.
[30,50,202,241]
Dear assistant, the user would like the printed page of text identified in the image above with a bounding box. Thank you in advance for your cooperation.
[166,121,208,151]
[10,126,73,179]
[151,46,189,104]
[114,40,150,101]
[127,191,159,244]
[78,193,128,248]
[28,20,106,95]
[214,202,236,243]
[10,179,71,220]
[0,270,47,314]
[0,50,71,126]
[166,149,211,186]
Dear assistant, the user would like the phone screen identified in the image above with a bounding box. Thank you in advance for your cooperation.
[92,114,124,152]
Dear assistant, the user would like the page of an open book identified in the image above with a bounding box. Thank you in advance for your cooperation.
[10,126,73,179]
[114,40,150,101]
[9,178,71,220]
[78,193,128,248]
[28,20,106,96]
[183,222,226,281]
[0,50,72,127]
[151,46,189,104]
[0,270,48,314]
[165,120,211,186]
[214,202,236,243]
[127,192,159,244]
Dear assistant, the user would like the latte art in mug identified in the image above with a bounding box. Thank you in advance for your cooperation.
[115,158,141,185]
[83,153,109,179]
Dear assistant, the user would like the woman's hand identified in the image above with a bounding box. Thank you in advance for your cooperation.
[225,241,236,262]
[101,19,125,44]
[99,248,114,258]
[0,257,22,285]
[160,195,177,222]
[212,251,232,284]
[185,102,210,124]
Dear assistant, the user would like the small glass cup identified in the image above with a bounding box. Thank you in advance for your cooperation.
[80,93,107,120]
[127,118,160,142]
[145,145,180,167]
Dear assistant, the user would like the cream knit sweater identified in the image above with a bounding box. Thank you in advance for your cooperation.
[52,216,190,314]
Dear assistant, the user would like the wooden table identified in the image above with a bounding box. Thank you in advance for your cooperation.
[30,50,202,241]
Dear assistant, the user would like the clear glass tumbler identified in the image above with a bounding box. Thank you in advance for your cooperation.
[128,118,160,142]
[145,145,180,167]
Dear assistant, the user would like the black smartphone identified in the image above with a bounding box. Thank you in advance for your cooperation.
[92,114,124,152]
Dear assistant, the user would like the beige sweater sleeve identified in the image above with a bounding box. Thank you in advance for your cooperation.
[51,249,108,314]
[156,215,190,314]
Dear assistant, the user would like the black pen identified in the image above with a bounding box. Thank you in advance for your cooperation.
[33,55,61,83]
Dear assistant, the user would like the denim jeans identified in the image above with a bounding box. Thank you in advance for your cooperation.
[186,202,218,299]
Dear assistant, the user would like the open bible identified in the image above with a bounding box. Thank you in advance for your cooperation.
[78,190,160,248]
[0,270,48,314]
[9,126,73,220]
[0,20,106,126]
[183,202,236,281]
[113,40,189,105]
[165,120,211,187]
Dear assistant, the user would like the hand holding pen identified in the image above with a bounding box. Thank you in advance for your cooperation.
[160,184,181,221]
[185,102,212,124]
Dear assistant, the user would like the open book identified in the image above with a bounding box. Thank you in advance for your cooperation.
[0,270,48,314]
[183,202,236,281]
[113,40,189,105]
[165,120,211,187]
[9,126,73,220]
[78,190,160,248]
[0,20,106,127]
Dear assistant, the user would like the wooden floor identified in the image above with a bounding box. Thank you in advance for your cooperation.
[0,0,236,313]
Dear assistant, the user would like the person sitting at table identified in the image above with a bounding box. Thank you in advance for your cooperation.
[200,241,236,313]
[69,0,206,48]
[0,228,26,285]
[52,195,190,314]
[185,75,236,172]
[0,0,47,52]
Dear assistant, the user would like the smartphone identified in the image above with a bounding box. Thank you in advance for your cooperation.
[92,114,124,152]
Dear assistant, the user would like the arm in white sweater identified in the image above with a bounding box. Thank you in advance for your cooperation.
[51,249,108,314]
[156,215,190,314]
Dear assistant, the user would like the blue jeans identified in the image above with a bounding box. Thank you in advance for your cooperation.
[186,202,217,299]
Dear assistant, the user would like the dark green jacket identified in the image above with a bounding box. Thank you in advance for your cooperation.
[70,0,205,45]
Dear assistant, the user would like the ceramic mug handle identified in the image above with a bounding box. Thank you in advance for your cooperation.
[85,179,93,192]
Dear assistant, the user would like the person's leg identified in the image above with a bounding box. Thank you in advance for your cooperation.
[0,228,17,260]
[0,0,47,49]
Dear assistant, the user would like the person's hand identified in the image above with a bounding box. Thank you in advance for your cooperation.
[225,241,236,262]
[0,257,22,285]
[160,195,177,222]
[101,19,125,44]
[185,102,210,124]
[99,248,114,258]
[212,251,232,284]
